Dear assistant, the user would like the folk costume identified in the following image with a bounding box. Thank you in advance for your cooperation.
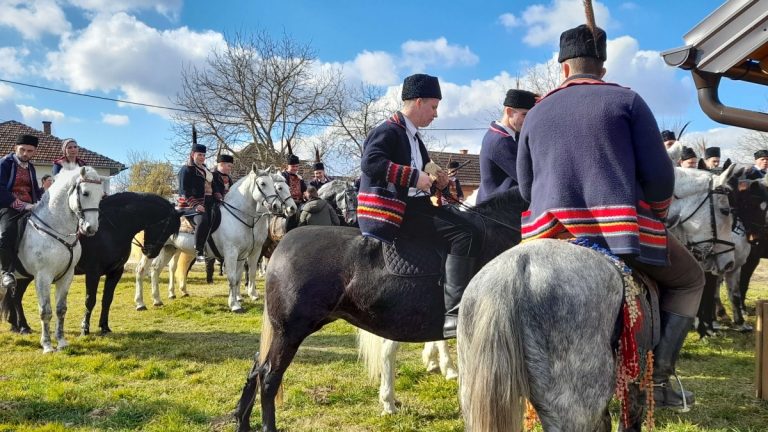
[178,142,214,260]
[517,24,704,409]
[51,138,86,175]
[477,89,537,204]
[358,73,481,338]
[281,152,306,231]
[212,154,235,201]
[309,152,333,189]
[0,134,43,290]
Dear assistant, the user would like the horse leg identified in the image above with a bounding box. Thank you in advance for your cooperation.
[226,256,246,312]
[81,273,101,336]
[134,254,150,310]
[11,279,31,334]
[54,272,74,350]
[34,275,55,353]
[245,257,259,301]
[422,341,439,373]
[379,339,400,415]
[98,267,123,335]
[739,242,762,317]
[205,257,215,284]
[167,251,179,299]
[150,248,173,307]
[435,340,458,380]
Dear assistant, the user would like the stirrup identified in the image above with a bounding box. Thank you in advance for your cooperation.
[1,272,16,291]
[654,374,692,412]
[195,253,206,263]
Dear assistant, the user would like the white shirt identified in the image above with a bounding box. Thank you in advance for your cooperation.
[402,114,424,197]
[494,120,515,137]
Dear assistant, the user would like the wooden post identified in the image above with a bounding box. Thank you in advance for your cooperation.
[758,300,768,399]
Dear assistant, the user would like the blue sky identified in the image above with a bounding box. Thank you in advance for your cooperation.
[0,0,763,172]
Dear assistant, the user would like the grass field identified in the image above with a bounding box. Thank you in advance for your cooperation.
[0,262,767,431]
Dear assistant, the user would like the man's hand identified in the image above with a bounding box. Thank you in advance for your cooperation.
[195,204,205,213]
[434,172,450,190]
[416,170,433,191]
[23,203,35,212]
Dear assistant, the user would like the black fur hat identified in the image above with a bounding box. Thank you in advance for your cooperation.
[448,161,460,169]
[191,144,207,153]
[680,146,697,161]
[755,149,768,159]
[661,130,676,141]
[558,24,607,63]
[16,134,38,147]
[313,147,324,170]
[401,74,442,100]
[217,154,234,163]
[504,89,537,109]
[704,147,721,159]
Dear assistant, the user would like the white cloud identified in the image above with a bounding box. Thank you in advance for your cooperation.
[400,37,479,72]
[351,51,398,86]
[68,0,184,20]
[620,2,639,11]
[499,13,520,28]
[604,36,692,117]
[101,113,130,126]
[45,13,226,117]
[0,47,29,78]
[0,0,71,40]
[0,83,22,120]
[682,127,752,162]
[17,104,66,126]
[501,0,612,47]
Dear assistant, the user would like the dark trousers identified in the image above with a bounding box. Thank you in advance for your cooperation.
[0,207,21,273]
[194,196,214,254]
[623,233,705,318]
[398,197,481,257]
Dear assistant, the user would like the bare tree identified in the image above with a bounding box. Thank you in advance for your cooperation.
[112,150,177,198]
[735,130,768,162]
[172,31,343,167]
[522,58,561,96]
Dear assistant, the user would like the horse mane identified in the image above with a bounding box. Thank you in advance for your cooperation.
[45,166,101,209]
[318,180,346,199]
[673,167,714,199]
[101,192,172,211]
[471,188,527,218]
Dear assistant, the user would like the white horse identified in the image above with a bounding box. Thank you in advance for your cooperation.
[4,167,104,353]
[458,166,736,432]
[158,173,295,300]
[135,167,296,312]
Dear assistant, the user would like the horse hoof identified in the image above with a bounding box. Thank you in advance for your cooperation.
[738,323,754,332]
[232,307,245,314]
[425,360,439,373]
[9,325,19,333]
[153,302,164,307]
[100,328,113,336]
[181,292,189,298]
[81,329,90,336]
[444,368,459,380]
[168,295,176,300]
[136,305,147,311]
[42,346,55,354]
[19,327,32,335]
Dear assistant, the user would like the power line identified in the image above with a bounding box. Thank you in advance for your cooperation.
[0,78,488,131]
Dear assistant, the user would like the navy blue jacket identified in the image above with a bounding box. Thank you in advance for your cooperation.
[358,112,430,242]
[0,153,42,208]
[177,164,209,208]
[477,122,519,204]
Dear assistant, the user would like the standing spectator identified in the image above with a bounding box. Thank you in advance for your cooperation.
[52,138,85,175]
[40,174,53,191]
[299,186,339,226]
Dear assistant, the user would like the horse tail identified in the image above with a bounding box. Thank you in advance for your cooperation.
[356,329,385,382]
[0,287,11,322]
[258,292,283,404]
[458,254,529,432]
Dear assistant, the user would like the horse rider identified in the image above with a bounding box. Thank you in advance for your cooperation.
[749,149,768,178]
[439,161,464,205]
[703,147,721,172]
[358,73,482,338]
[661,130,677,150]
[309,151,333,190]
[476,89,537,205]
[517,24,705,409]
[178,141,214,263]
[281,152,306,231]
[212,153,235,201]
[0,134,43,292]
[52,138,85,175]
[679,147,698,168]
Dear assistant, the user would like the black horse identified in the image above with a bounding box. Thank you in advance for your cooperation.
[233,191,522,432]
[4,192,181,335]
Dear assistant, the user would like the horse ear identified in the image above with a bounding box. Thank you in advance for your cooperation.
[665,213,680,229]
[697,159,707,170]
[722,158,732,171]
[80,166,87,178]
[251,162,257,174]
[718,162,736,184]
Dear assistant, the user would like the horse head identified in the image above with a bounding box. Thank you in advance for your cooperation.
[250,167,281,215]
[271,174,297,218]
[668,166,736,274]
[140,200,182,259]
[318,180,357,226]
[64,166,104,236]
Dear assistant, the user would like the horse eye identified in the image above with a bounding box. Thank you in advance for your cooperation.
[720,208,730,216]
[82,191,90,197]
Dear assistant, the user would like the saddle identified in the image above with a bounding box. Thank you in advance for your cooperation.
[177,203,224,258]
[382,237,443,278]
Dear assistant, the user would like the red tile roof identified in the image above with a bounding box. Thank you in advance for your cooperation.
[0,120,126,174]
[428,150,480,186]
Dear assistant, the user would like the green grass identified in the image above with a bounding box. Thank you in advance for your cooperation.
[0,263,767,431]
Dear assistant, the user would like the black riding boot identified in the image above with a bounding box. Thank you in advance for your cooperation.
[653,311,696,409]
[443,254,476,339]
[0,246,16,294]
[194,217,209,262]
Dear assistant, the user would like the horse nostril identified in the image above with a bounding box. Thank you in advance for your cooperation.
[724,261,735,272]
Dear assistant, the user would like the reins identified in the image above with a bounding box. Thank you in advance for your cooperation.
[675,177,735,261]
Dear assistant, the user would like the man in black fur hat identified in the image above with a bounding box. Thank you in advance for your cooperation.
[358,73,482,338]
[309,152,333,190]
[661,130,677,149]
[281,152,306,204]
[477,88,537,204]
[703,147,721,171]
[679,146,698,168]
[517,23,704,410]
[212,154,235,201]
[0,134,43,292]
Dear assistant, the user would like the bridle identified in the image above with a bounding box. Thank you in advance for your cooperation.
[673,177,735,262]
[28,176,102,282]
[337,186,358,222]
[131,210,177,256]
[219,174,285,230]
